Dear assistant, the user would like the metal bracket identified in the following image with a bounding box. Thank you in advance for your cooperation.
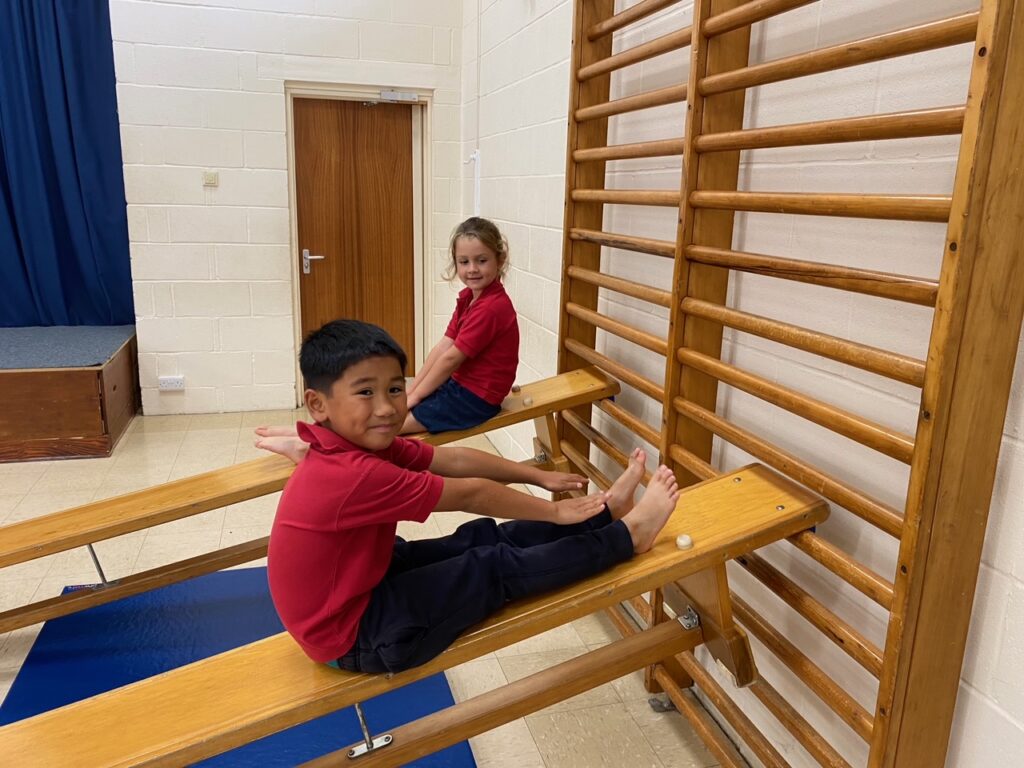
[678,606,700,631]
[533,451,548,464]
[346,702,393,759]
[302,248,325,274]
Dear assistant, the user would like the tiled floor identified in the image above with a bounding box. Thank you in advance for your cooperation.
[0,411,720,767]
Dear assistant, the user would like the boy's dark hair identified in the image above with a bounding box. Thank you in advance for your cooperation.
[300,319,407,393]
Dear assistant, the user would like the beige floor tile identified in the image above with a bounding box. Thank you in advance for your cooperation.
[234,438,269,462]
[188,413,243,430]
[571,611,623,647]
[498,649,621,714]
[168,456,237,481]
[36,459,116,492]
[223,494,280,529]
[127,414,191,433]
[94,466,174,498]
[494,623,586,658]
[0,579,43,613]
[0,470,47,496]
[240,409,305,428]
[429,510,481,536]
[44,539,141,582]
[0,625,41,670]
[527,703,665,768]
[0,462,48,479]
[446,656,508,702]
[180,429,242,449]
[0,493,27,522]
[131,532,221,574]
[219,525,270,553]
[624,697,719,768]
[471,720,547,768]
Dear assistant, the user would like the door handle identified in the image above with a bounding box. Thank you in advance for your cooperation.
[302,248,325,274]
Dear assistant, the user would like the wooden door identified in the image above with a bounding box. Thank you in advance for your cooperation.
[294,98,415,372]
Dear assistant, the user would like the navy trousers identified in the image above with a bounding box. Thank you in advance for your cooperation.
[336,507,633,673]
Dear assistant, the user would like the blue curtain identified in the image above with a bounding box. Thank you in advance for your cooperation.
[0,1,133,327]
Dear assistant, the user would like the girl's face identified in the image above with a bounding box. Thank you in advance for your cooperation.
[454,236,502,297]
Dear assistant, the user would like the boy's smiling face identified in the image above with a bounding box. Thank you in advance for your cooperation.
[305,355,407,451]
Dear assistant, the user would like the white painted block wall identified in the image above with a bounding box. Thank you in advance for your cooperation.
[462,0,1024,765]
[111,0,463,414]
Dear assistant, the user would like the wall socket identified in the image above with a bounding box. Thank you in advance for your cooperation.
[158,375,186,391]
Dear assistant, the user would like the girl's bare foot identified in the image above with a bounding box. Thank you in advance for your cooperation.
[254,425,298,438]
[254,435,309,464]
[621,465,680,554]
[605,448,646,520]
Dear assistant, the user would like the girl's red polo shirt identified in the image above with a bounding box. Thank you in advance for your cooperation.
[267,422,444,663]
[446,280,519,405]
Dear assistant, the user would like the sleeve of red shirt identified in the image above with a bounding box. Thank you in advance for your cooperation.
[341,458,444,528]
[451,304,500,358]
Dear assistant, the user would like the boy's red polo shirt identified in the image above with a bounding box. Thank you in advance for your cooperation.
[267,421,444,663]
[446,279,519,405]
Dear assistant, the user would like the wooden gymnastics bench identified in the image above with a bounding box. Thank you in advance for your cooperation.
[0,463,828,768]
[0,366,618,633]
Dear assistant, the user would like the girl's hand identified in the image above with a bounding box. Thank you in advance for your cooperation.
[540,471,589,493]
[551,493,608,524]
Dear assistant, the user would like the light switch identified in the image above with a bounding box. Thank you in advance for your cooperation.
[202,170,219,187]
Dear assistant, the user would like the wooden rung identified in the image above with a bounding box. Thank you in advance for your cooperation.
[700,12,979,96]
[747,674,853,768]
[595,398,662,448]
[587,0,679,41]
[303,618,702,768]
[788,530,894,609]
[677,347,916,462]
[681,297,927,387]
[668,444,718,481]
[575,83,688,122]
[685,244,940,306]
[673,654,791,768]
[0,538,268,634]
[571,227,676,258]
[695,106,965,154]
[566,265,673,307]
[573,188,682,206]
[578,26,693,81]
[737,551,884,677]
[567,303,669,356]
[559,439,614,490]
[671,401,904,537]
[565,339,665,401]
[703,0,818,37]
[689,190,952,223]
[575,137,686,162]
[733,593,875,742]
[560,410,639,478]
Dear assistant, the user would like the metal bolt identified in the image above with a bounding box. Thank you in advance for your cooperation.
[733,477,742,483]
[776,505,785,511]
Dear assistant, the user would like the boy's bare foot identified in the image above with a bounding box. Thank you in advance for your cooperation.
[621,465,680,554]
[254,435,309,464]
[254,425,298,438]
[605,448,646,520]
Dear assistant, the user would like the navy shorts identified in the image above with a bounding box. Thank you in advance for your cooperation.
[411,378,501,433]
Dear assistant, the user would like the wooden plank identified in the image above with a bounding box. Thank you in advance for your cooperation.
[0,464,828,767]
[872,1,1024,764]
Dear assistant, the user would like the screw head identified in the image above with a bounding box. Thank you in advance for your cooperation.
[776,505,785,511]
[733,477,742,483]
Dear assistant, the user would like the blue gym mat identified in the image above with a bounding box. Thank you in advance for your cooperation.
[0,568,475,767]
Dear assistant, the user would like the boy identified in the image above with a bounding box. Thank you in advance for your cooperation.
[268,319,680,673]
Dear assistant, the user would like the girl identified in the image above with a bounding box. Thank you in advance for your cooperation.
[255,217,520,457]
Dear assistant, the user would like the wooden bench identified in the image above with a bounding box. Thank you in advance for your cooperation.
[0,464,828,767]
[0,367,619,633]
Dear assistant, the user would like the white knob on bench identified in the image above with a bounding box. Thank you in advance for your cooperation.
[675,534,693,550]
[522,396,534,407]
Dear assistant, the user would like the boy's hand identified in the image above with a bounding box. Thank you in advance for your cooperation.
[539,471,589,492]
[551,493,608,524]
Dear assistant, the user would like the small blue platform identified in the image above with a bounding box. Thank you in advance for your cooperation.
[0,568,475,767]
